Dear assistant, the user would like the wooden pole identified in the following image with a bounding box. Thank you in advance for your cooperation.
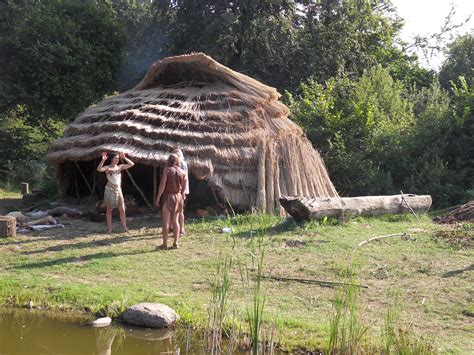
[265,141,275,214]
[125,169,153,209]
[92,159,97,193]
[274,158,281,211]
[74,161,93,194]
[257,140,267,212]
[74,173,80,201]
[153,166,157,208]
[281,139,296,195]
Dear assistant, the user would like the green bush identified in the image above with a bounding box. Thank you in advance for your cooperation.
[287,67,470,207]
[0,105,64,194]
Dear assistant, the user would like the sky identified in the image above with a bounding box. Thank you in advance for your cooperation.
[392,0,474,69]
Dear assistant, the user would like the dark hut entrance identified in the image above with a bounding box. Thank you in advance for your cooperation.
[60,161,222,214]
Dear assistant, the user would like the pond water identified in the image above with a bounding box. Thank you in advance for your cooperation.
[0,308,257,354]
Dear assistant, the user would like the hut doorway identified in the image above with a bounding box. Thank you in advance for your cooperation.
[59,161,224,214]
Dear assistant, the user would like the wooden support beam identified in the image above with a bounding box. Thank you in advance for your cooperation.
[92,159,97,192]
[153,166,157,209]
[125,169,153,209]
[74,161,93,194]
[257,140,267,211]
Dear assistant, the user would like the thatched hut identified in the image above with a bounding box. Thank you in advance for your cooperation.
[48,53,338,212]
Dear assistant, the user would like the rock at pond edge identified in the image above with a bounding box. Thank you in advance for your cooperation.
[122,303,179,328]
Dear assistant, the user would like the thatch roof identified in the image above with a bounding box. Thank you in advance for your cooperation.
[48,53,338,211]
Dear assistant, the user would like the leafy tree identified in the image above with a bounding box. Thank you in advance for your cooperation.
[287,66,414,196]
[154,0,409,92]
[112,0,168,91]
[0,105,65,185]
[0,0,125,121]
[448,77,474,201]
[439,33,474,90]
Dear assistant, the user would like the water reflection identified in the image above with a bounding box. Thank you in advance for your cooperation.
[0,308,181,355]
[0,308,261,354]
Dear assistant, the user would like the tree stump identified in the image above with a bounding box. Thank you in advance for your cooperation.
[21,182,30,195]
[0,216,16,238]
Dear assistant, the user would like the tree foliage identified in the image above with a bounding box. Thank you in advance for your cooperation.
[0,0,125,121]
[0,0,471,206]
[439,33,474,90]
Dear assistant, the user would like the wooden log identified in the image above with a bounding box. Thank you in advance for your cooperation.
[0,216,16,238]
[280,194,432,221]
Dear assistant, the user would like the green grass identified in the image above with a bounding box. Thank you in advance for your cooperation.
[0,187,21,199]
[0,210,472,353]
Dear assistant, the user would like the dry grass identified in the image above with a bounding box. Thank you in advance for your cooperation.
[0,211,472,353]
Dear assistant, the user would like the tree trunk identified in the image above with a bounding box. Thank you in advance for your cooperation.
[280,194,432,221]
[0,216,16,238]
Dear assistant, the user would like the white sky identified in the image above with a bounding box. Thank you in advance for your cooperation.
[392,0,474,69]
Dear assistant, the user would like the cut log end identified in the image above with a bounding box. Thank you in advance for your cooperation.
[0,216,17,238]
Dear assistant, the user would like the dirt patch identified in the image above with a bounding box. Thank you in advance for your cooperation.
[435,201,474,224]
[280,239,305,248]
[432,228,473,248]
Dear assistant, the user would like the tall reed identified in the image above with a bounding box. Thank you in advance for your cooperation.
[246,214,269,354]
[207,254,233,354]
[327,263,369,354]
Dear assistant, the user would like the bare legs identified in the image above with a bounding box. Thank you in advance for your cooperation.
[168,211,185,236]
[161,207,179,249]
[105,205,129,233]
[106,207,112,233]
[178,211,185,236]
[161,207,170,248]
[119,205,129,232]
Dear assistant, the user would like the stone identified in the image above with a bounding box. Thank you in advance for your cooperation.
[92,316,112,327]
[7,211,27,224]
[122,303,179,328]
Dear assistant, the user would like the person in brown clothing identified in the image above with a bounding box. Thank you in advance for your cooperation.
[155,154,187,249]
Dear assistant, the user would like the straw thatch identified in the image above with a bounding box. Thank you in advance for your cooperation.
[48,53,338,211]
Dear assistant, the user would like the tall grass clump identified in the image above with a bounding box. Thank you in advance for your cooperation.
[206,254,233,353]
[327,262,369,354]
[382,292,433,354]
[245,214,270,354]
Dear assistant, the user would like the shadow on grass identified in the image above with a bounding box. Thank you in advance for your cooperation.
[442,263,474,278]
[11,249,156,270]
[20,235,157,255]
[230,219,301,239]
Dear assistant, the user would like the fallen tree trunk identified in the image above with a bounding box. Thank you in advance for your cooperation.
[280,194,432,221]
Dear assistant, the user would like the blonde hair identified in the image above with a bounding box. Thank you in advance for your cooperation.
[171,148,184,161]
[167,153,181,167]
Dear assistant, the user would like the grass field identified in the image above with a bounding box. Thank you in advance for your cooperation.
[0,199,472,353]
